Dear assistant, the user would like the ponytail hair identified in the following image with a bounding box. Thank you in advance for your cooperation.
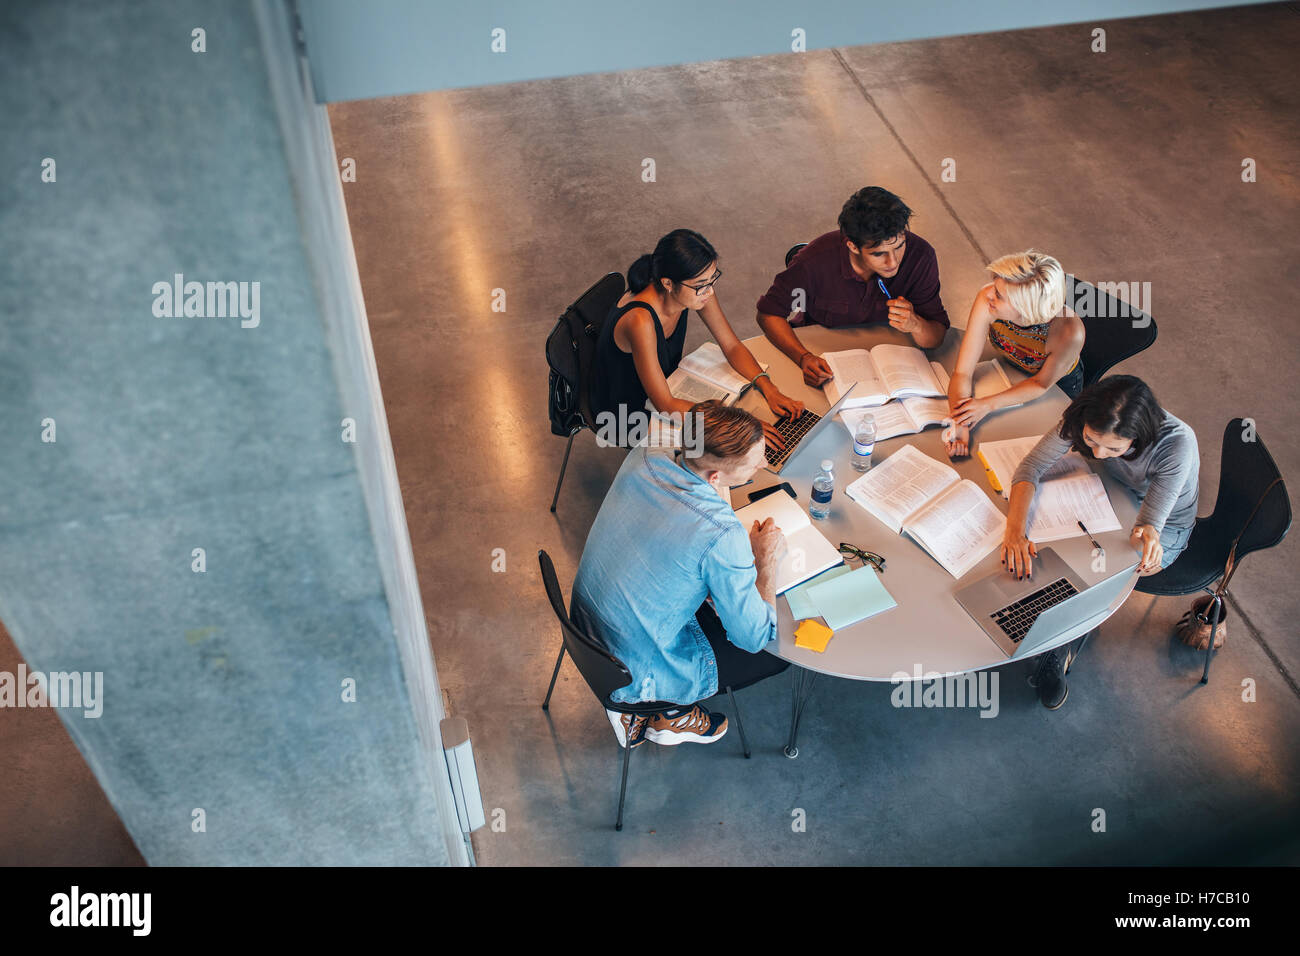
[627,229,718,294]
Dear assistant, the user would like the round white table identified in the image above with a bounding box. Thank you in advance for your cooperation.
[732,324,1141,756]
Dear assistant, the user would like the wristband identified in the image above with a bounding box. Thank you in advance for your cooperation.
[750,371,772,388]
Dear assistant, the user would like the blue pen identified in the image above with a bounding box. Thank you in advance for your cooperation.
[876,277,890,299]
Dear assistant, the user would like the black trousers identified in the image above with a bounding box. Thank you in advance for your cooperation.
[695,601,791,699]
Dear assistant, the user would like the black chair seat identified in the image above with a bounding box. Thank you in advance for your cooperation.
[1132,518,1224,596]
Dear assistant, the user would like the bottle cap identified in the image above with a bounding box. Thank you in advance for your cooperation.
[821,459,833,471]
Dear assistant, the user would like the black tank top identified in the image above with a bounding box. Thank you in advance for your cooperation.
[589,299,688,420]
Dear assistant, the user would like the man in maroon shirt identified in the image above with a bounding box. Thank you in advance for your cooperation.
[756,187,950,386]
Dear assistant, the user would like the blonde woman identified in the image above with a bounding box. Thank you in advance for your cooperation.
[944,251,1085,458]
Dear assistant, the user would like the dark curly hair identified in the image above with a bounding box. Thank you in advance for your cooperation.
[838,186,913,248]
[1058,375,1164,461]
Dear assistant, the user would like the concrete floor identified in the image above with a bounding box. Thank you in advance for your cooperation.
[327,4,1300,865]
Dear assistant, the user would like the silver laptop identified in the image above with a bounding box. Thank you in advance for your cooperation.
[955,547,1138,659]
[764,382,858,473]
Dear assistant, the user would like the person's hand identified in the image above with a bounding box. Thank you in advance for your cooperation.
[763,388,804,422]
[1131,524,1163,574]
[761,421,786,452]
[798,352,833,387]
[1001,523,1038,579]
[944,423,971,459]
[749,517,787,568]
[951,395,993,428]
[886,296,920,335]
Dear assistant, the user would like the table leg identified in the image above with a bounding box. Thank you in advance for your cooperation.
[784,665,819,759]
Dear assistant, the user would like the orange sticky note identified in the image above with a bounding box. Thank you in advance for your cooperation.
[794,618,834,653]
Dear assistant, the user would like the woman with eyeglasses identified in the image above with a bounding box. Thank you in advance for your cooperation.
[590,229,806,451]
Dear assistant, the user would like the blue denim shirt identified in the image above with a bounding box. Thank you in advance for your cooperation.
[571,446,779,705]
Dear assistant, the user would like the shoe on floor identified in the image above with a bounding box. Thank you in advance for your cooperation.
[1035,647,1071,710]
[644,705,728,745]
[606,709,649,749]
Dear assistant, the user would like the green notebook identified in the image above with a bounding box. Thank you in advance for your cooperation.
[803,565,897,630]
[785,564,852,621]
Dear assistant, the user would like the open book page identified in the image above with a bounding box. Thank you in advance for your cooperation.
[931,358,1013,399]
[978,437,1091,499]
[655,366,734,408]
[868,344,944,398]
[734,490,840,593]
[839,402,918,442]
[845,444,958,534]
[897,396,952,430]
[1024,472,1122,542]
[905,479,1006,579]
[823,349,889,408]
[677,342,764,394]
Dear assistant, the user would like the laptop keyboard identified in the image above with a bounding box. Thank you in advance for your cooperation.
[765,409,822,469]
[990,577,1079,643]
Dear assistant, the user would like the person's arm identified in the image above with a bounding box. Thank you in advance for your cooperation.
[943,288,995,457]
[1001,423,1074,577]
[755,258,833,386]
[616,307,693,416]
[1130,427,1198,573]
[953,311,1085,428]
[1002,480,1039,579]
[889,242,949,349]
[700,521,781,653]
[697,296,804,424]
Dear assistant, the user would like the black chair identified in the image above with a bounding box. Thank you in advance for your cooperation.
[545,272,627,513]
[1067,275,1159,387]
[784,242,809,268]
[537,550,751,831]
[1135,418,1291,683]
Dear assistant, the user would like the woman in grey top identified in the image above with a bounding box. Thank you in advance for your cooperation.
[1003,375,1199,579]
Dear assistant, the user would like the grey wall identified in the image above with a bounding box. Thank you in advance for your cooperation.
[0,0,460,864]
[298,0,1271,103]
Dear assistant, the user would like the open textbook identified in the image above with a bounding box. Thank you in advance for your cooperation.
[838,359,1013,441]
[977,436,1122,542]
[648,343,768,411]
[845,444,1005,579]
[733,490,842,594]
[822,345,949,408]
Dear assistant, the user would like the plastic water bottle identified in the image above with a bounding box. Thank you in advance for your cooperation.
[852,415,876,472]
[810,460,834,520]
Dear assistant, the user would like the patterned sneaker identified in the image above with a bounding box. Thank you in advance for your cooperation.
[606,709,649,749]
[644,705,728,745]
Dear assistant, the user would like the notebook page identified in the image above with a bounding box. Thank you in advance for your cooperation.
[978,437,1091,499]
[1024,472,1122,542]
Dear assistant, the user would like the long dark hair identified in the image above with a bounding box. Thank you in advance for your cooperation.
[1058,375,1163,460]
[627,229,718,295]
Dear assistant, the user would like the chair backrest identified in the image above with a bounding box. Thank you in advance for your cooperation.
[1201,418,1292,567]
[785,242,809,268]
[1067,275,1158,386]
[537,549,633,705]
[545,272,626,436]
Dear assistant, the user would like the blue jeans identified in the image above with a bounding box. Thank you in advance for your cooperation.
[1159,522,1194,569]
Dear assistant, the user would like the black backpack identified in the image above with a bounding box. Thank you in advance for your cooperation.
[545,273,626,437]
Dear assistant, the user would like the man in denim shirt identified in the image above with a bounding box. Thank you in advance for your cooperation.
[572,402,790,749]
